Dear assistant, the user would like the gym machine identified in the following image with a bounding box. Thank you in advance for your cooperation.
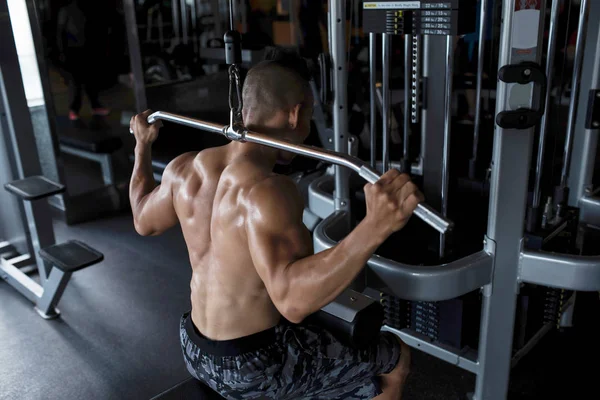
[311,0,600,399]
[1,0,104,319]
[129,0,599,396]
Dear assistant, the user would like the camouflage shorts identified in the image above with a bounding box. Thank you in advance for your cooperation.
[180,312,401,399]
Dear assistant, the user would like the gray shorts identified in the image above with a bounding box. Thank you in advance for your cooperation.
[179,312,401,400]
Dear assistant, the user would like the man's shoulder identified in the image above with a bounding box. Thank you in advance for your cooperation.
[245,174,302,212]
[162,151,199,181]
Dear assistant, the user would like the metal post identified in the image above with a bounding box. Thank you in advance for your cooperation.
[229,0,236,29]
[421,35,448,226]
[190,0,198,54]
[22,201,55,282]
[0,0,52,259]
[36,268,71,318]
[23,0,66,211]
[475,1,547,399]
[470,0,489,179]
[382,33,391,172]
[172,0,181,44]
[404,34,411,172]
[211,0,223,38]
[123,0,148,112]
[331,0,350,212]
[560,0,589,188]
[370,33,377,170]
[440,35,454,259]
[533,0,562,209]
[181,0,188,45]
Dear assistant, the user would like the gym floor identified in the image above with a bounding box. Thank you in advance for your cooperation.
[0,154,598,400]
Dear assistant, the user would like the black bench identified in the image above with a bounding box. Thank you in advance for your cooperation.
[56,116,124,186]
[151,377,223,400]
[2,176,104,319]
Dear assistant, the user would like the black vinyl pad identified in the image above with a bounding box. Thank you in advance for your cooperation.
[4,176,66,201]
[39,240,104,273]
[59,131,123,153]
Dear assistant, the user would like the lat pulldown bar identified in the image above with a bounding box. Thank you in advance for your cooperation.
[130,111,453,234]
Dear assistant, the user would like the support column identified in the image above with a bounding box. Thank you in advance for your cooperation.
[475,1,547,399]
[0,0,55,261]
[330,0,350,214]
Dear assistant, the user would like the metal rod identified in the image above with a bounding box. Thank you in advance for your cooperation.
[533,0,562,208]
[440,35,454,258]
[172,0,180,44]
[370,33,377,170]
[561,0,589,188]
[123,0,148,112]
[331,0,350,212]
[190,0,198,54]
[229,0,236,30]
[471,0,488,170]
[382,33,391,172]
[404,34,411,165]
[134,111,453,234]
[411,34,420,124]
[180,0,188,45]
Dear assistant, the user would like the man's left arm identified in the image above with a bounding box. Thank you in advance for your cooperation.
[129,110,178,236]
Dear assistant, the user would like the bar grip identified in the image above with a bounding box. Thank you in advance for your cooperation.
[359,166,453,234]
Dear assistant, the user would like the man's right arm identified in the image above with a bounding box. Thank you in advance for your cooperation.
[246,170,422,323]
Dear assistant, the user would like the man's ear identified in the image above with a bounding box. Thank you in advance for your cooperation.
[288,104,302,130]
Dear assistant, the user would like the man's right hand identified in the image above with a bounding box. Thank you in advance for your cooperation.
[363,169,425,240]
[131,109,163,146]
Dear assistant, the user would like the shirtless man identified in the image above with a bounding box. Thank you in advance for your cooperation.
[129,52,423,399]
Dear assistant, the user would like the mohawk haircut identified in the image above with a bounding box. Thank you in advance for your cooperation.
[242,48,312,123]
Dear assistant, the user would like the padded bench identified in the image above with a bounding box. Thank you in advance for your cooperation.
[57,116,124,186]
[2,176,104,319]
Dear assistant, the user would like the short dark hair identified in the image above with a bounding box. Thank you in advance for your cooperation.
[242,48,312,123]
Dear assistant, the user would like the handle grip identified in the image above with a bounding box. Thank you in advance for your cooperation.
[359,166,452,234]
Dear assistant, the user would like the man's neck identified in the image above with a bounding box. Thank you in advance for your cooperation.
[228,141,278,170]
[230,120,288,169]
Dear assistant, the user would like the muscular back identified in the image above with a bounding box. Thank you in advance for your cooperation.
[170,145,295,340]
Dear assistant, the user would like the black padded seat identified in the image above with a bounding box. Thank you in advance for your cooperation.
[4,176,66,201]
[55,115,123,154]
[59,128,123,153]
[39,240,104,273]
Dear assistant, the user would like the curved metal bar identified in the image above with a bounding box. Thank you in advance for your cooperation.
[135,111,453,233]
[520,248,600,291]
[314,212,493,302]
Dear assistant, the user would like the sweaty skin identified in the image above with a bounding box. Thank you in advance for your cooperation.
[130,106,420,398]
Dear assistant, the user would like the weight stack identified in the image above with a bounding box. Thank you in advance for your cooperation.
[543,288,574,327]
[381,293,411,331]
[411,301,440,340]
[381,293,476,350]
